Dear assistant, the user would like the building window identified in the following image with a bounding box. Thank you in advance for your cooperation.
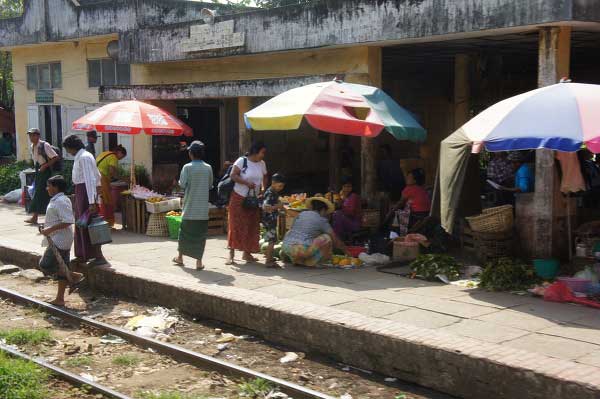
[26,62,62,90]
[87,59,130,87]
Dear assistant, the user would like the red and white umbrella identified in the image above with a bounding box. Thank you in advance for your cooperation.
[72,100,192,136]
[72,100,193,186]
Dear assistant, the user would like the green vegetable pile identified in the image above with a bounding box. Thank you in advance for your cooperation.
[410,254,461,281]
[479,257,541,291]
[0,160,30,195]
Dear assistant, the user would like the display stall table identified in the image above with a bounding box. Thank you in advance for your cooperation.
[121,194,148,234]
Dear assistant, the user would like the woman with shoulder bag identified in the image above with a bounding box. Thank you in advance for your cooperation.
[227,142,268,265]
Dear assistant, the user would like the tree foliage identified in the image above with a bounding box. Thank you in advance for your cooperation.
[0,0,24,19]
[0,0,21,111]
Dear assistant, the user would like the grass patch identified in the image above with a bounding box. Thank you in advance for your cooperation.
[0,329,52,346]
[137,392,207,399]
[64,355,93,368]
[112,354,141,367]
[238,378,276,398]
[0,351,49,399]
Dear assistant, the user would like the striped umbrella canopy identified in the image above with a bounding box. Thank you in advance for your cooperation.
[460,82,600,153]
[244,80,426,142]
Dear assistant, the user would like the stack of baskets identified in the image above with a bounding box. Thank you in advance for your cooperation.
[464,205,514,262]
[146,213,169,237]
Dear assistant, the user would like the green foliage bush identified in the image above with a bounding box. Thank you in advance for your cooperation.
[0,160,29,195]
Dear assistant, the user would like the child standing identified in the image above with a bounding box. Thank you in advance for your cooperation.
[39,175,83,306]
[262,174,286,267]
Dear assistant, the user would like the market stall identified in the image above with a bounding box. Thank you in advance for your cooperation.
[245,79,428,267]
[438,81,600,303]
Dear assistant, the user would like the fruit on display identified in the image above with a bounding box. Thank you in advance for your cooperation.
[331,255,363,267]
[147,197,165,203]
[166,211,182,217]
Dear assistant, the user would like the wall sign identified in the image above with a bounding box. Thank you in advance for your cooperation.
[36,90,54,104]
[181,20,245,53]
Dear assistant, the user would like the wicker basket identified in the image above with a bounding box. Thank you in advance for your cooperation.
[146,213,169,237]
[466,205,513,233]
[361,209,380,229]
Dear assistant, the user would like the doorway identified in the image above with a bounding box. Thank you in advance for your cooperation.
[151,103,221,193]
[39,105,62,146]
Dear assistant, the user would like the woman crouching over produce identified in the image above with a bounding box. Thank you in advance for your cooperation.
[282,197,349,267]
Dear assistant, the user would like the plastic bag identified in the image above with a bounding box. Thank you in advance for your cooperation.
[76,210,92,228]
[544,281,600,309]
[575,266,599,285]
[2,189,21,203]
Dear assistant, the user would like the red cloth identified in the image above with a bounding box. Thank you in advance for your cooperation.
[227,191,260,253]
[342,193,362,220]
[402,185,431,213]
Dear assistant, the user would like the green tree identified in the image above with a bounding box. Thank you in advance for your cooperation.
[0,0,22,111]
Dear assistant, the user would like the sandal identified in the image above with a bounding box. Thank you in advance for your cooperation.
[172,257,184,266]
[87,258,108,267]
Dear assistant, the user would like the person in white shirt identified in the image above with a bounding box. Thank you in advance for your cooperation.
[227,142,268,265]
[25,128,59,225]
[39,175,84,306]
[62,135,106,267]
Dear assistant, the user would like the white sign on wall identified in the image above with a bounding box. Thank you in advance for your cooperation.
[181,20,245,53]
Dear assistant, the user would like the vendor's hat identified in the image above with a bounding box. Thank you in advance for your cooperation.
[27,128,40,135]
[305,197,335,215]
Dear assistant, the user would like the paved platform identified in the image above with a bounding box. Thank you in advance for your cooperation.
[1,203,600,398]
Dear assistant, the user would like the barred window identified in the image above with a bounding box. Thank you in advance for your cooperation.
[26,62,62,90]
[87,59,130,88]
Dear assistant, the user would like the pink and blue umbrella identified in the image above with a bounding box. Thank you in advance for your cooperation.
[460,82,600,153]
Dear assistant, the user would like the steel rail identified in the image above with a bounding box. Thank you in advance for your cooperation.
[0,286,335,399]
[0,343,133,399]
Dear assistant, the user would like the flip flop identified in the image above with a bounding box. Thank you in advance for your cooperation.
[68,276,86,295]
[87,258,108,267]
[24,220,39,225]
[172,257,184,266]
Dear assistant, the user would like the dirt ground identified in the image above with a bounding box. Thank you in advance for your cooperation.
[0,273,453,399]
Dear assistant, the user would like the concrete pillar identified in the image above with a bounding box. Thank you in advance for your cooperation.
[534,26,571,258]
[454,54,470,129]
[360,47,382,204]
[238,97,252,156]
[328,134,340,191]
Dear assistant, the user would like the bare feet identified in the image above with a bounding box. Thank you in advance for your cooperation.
[49,299,65,307]
[225,258,236,265]
[25,218,38,225]
[196,260,204,270]
[265,260,281,269]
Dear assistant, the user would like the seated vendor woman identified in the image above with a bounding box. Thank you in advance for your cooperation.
[398,168,431,227]
[282,197,349,267]
[332,178,362,241]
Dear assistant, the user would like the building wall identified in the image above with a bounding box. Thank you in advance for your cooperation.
[12,37,152,172]
[133,47,371,86]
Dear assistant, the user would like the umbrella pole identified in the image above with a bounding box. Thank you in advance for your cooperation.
[130,136,136,187]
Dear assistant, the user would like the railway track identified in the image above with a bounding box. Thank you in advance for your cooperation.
[0,286,336,399]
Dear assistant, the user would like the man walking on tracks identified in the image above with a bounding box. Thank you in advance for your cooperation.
[39,175,84,307]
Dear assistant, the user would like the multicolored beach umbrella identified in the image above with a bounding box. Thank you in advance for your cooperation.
[244,80,426,142]
[458,82,600,153]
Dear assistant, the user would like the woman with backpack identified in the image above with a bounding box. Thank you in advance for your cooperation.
[226,142,268,265]
[25,128,60,225]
